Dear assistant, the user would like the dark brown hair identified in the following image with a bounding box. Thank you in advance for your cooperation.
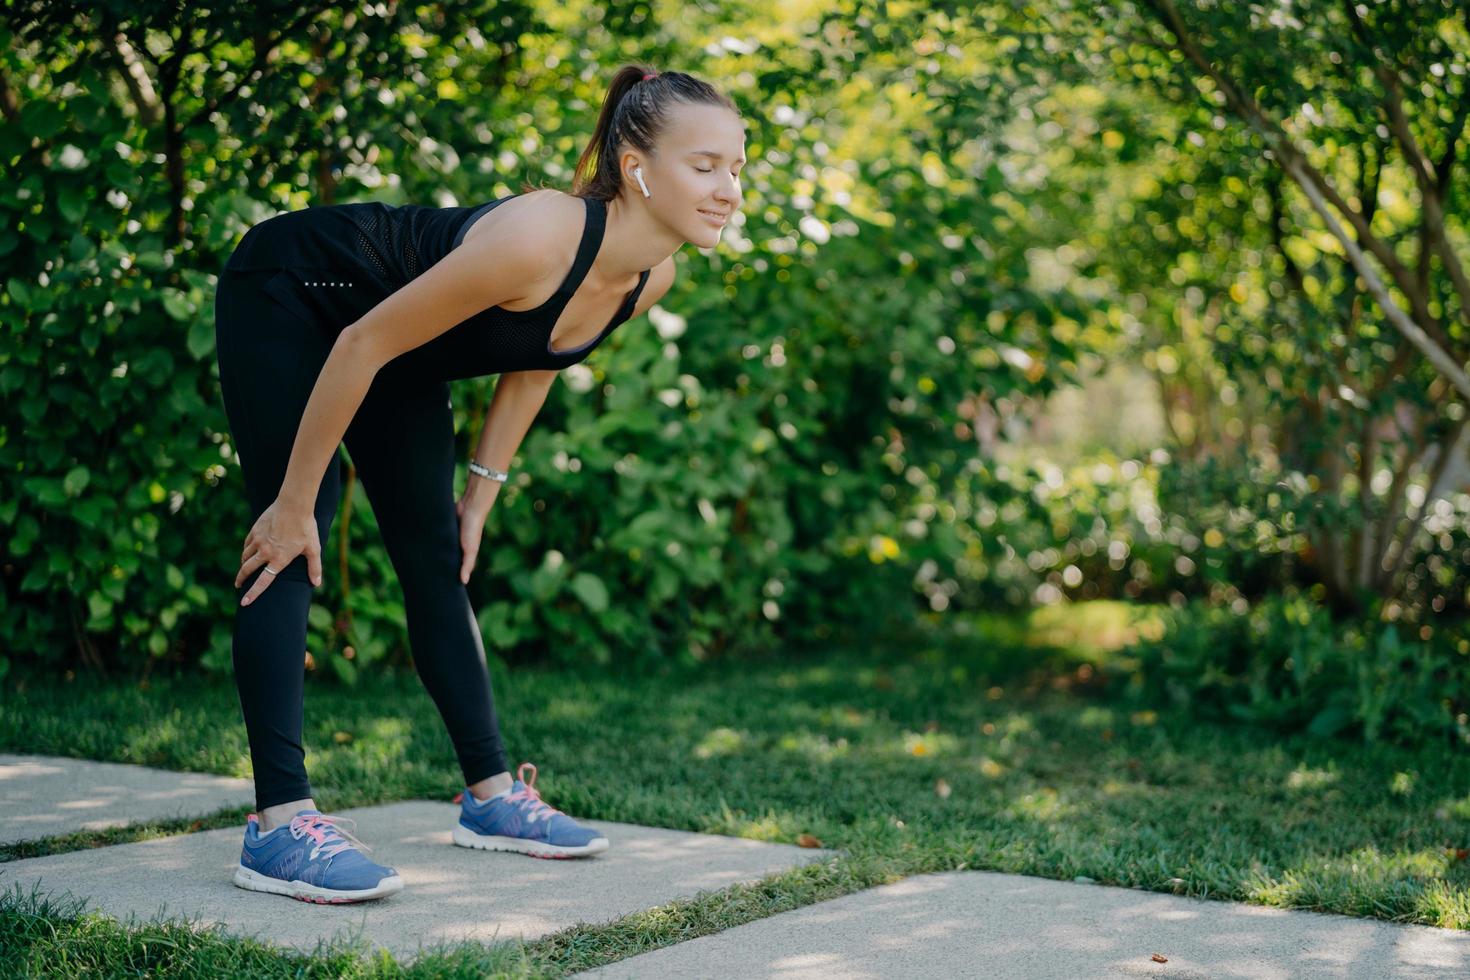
[518,65,740,201]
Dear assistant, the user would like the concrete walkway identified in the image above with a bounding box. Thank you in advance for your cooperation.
[4,754,1466,976]
[574,870,1470,979]
[0,754,254,845]
[0,799,835,964]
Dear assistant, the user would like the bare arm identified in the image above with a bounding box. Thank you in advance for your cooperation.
[462,371,557,510]
[275,331,379,510]
[459,254,677,510]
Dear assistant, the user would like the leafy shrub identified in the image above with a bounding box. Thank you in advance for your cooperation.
[1100,592,1470,749]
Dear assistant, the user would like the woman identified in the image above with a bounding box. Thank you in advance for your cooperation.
[215,65,746,904]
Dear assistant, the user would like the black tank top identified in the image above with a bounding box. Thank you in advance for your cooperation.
[223,194,651,379]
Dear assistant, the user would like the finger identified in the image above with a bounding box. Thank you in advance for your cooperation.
[461,544,477,584]
[236,550,266,589]
[240,564,277,606]
[307,546,322,587]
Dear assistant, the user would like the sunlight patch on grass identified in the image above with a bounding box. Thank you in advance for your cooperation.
[540,698,598,722]
[899,730,961,758]
[694,726,747,759]
[1242,845,1470,923]
[1024,600,1165,660]
[1285,765,1339,792]
[819,705,877,730]
[1003,786,1073,822]
[1075,706,1118,729]
[703,801,805,843]
[1411,878,1470,927]
[365,717,411,739]
[1443,793,1470,820]
[775,731,850,761]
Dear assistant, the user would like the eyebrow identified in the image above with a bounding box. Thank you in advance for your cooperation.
[691,150,746,164]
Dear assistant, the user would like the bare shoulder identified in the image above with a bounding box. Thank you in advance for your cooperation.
[632,255,677,318]
[345,191,587,364]
[456,189,583,292]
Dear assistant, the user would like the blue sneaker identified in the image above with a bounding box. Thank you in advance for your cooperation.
[452,762,609,858]
[233,809,404,903]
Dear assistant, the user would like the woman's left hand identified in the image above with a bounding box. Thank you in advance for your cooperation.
[455,491,493,584]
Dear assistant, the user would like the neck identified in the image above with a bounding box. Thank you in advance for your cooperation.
[590,193,678,285]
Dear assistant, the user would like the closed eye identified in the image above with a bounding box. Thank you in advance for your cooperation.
[696,167,741,177]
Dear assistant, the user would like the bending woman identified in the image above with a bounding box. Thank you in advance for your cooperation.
[214,65,745,904]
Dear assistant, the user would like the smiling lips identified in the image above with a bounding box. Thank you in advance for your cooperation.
[699,209,728,225]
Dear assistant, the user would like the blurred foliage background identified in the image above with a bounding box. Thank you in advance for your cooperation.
[2,0,1468,749]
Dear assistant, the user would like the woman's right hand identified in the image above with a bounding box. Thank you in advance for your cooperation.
[236,498,322,606]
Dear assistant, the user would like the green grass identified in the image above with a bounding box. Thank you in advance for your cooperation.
[3,604,1469,976]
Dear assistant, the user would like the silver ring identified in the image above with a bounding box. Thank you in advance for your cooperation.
[262,566,278,575]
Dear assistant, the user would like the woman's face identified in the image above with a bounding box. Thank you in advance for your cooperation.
[632,102,746,246]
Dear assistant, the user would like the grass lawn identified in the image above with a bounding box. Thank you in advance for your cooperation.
[3,603,1469,976]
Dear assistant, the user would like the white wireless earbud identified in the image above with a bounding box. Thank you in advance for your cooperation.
[633,166,651,198]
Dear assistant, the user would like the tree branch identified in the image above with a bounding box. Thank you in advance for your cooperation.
[1282,150,1470,400]
[102,26,162,128]
[1371,402,1431,589]
[1343,0,1470,344]
[182,4,329,133]
[1434,76,1469,192]
[1146,0,1459,360]
[1381,411,1470,595]
[0,63,18,123]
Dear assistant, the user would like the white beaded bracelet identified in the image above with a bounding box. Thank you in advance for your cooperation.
[468,460,509,482]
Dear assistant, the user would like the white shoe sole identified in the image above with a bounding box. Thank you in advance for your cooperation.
[451,822,609,858]
[233,864,404,903]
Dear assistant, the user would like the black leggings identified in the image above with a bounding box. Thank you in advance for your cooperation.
[214,268,510,810]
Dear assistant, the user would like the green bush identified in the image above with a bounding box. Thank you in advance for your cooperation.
[1101,593,1470,749]
[908,451,1278,612]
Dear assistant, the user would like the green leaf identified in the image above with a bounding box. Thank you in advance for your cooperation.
[329,651,359,685]
[308,603,334,631]
[63,465,90,497]
[87,591,114,627]
[57,184,86,223]
[161,289,196,321]
[74,497,107,529]
[26,476,67,507]
[624,510,665,540]
[569,571,609,612]
[20,563,49,592]
[6,278,32,306]
[187,314,215,360]
[649,565,680,603]
[21,100,65,139]
[134,250,168,272]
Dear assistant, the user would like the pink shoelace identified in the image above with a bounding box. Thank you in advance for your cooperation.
[506,762,565,824]
[288,812,371,859]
